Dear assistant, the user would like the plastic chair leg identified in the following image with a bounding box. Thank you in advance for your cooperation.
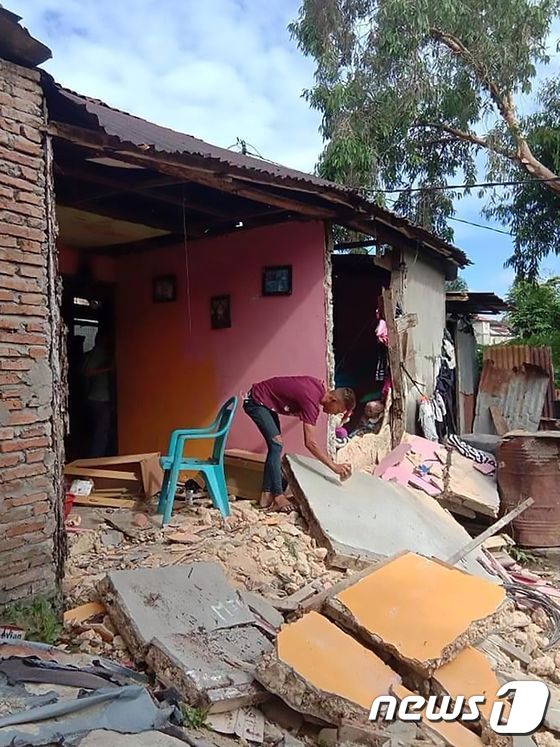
[157,470,170,515]
[162,464,181,526]
[204,466,230,518]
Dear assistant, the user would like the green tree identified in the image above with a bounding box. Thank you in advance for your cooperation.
[484,81,560,278]
[290,0,560,261]
[506,277,560,386]
[446,276,469,292]
[506,277,560,338]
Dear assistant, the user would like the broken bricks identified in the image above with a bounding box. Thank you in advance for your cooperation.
[324,553,509,676]
[99,562,279,712]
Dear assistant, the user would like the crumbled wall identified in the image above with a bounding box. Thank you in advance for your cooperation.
[0,59,65,604]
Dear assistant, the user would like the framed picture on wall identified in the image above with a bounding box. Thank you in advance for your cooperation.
[262,265,292,296]
[210,294,231,329]
[153,274,176,303]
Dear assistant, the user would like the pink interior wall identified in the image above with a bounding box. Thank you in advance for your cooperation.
[116,220,329,456]
[58,244,117,283]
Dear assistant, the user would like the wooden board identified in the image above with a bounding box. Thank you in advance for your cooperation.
[63,601,105,624]
[225,450,265,501]
[73,495,137,508]
[64,465,140,481]
[489,405,509,436]
[382,288,405,448]
[69,452,163,498]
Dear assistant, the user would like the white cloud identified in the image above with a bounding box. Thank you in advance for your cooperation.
[11,0,322,172]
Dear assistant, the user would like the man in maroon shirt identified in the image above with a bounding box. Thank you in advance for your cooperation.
[243,376,356,512]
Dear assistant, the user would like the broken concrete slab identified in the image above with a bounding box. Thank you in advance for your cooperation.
[444,451,500,518]
[390,684,484,747]
[99,563,275,712]
[324,553,508,676]
[256,610,401,729]
[285,454,494,579]
[79,730,188,746]
[432,646,510,740]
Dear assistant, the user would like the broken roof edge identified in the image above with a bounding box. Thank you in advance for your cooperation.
[0,6,52,67]
[43,76,470,270]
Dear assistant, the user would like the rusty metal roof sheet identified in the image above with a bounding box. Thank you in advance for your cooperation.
[0,6,51,67]
[472,345,555,434]
[43,80,470,268]
[446,291,508,315]
[484,345,555,419]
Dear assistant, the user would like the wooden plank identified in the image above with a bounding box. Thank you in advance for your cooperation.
[63,601,105,624]
[64,465,140,481]
[382,288,405,448]
[71,453,159,467]
[489,405,509,436]
[396,313,418,335]
[73,495,137,508]
[445,497,534,566]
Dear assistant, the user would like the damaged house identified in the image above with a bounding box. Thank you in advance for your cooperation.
[0,8,469,604]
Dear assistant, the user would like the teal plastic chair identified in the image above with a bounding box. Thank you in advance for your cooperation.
[157,396,238,525]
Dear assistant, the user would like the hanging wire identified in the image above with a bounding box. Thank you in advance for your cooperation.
[504,582,560,650]
[182,188,192,335]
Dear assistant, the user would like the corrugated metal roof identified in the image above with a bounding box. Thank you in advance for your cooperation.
[484,345,555,419]
[472,344,555,434]
[446,291,508,315]
[44,81,470,268]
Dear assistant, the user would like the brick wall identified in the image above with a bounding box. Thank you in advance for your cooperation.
[0,58,65,604]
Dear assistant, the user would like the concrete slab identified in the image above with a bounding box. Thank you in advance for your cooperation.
[285,454,493,579]
[432,645,510,742]
[99,563,274,712]
[256,611,400,729]
[79,730,187,746]
[391,684,484,747]
[324,553,508,676]
[445,452,500,518]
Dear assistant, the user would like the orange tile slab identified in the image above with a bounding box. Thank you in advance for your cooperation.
[434,646,508,722]
[392,685,484,747]
[276,611,401,710]
[331,553,505,668]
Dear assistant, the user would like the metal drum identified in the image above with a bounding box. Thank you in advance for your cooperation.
[497,432,560,548]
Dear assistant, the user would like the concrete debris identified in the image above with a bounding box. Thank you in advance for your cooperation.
[99,562,276,712]
[324,553,508,676]
[285,454,494,579]
[206,706,265,742]
[444,451,500,518]
[256,610,401,727]
[78,731,189,746]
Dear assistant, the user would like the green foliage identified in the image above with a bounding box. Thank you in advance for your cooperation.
[485,81,560,278]
[445,276,468,292]
[1,596,62,645]
[290,0,560,270]
[506,277,560,387]
[180,705,207,729]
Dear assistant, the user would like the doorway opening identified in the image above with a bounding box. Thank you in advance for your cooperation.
[332,254,391,435]
[61,273,117,462]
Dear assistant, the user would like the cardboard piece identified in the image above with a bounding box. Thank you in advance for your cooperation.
[324,553,507,675]
[63,601,105,624]
[225,450,265,502]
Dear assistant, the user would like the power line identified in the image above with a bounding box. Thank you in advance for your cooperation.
[377,175,560,194]
[448,216,512,236]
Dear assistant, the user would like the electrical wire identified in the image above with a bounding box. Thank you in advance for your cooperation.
[377,175,560,194]
[504,582,560,650]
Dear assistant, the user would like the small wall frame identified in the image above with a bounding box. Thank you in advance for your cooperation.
[262,265,292,297]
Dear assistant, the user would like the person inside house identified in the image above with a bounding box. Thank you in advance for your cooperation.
[83,323,114,458]
[244,376,356,512]
[350,399,385,438]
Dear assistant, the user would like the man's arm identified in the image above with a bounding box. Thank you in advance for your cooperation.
[303,423,352,478]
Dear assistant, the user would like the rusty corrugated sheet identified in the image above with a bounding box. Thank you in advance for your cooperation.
[473,357,550,434]
[484,345,554,418]
[498,432,560,547]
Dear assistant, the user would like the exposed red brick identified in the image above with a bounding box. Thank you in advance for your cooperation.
[28,346,47,359]
[1,436,49,453]
[0,427,14,440]
[27,449,46,463]
[19,264,45,278]
[0,372,21,385]
[0,359,33,371]
[17,423,49,438]
[0,263,16,275]
[0,223,44,242]
[20,292,43,306]
[32,501,49,515]
[0,303,47,317]
[0,275,40,292]
[8,491,48,507]
[0,453,21,468]
[6,518,46,538]
[1,248,45,267]
[0,331,46,345]
[7,410,47,426]
[2,462,47,482]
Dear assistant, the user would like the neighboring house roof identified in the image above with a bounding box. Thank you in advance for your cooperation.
[42,78,470,271]
[446,291,508,315]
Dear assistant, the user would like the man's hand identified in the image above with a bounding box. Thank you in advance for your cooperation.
[333,463,352,479]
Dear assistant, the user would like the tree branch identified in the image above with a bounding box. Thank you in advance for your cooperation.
[413,122,515,159]
[429,28,560,194]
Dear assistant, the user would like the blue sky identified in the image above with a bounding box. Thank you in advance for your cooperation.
[11,0,560,297]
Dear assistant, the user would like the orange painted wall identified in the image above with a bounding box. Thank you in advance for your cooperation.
[115,220,329,457]
[58,244,117,284]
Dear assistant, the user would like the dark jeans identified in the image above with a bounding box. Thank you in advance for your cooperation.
[88,400,111,458]
[243,397,283,496]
